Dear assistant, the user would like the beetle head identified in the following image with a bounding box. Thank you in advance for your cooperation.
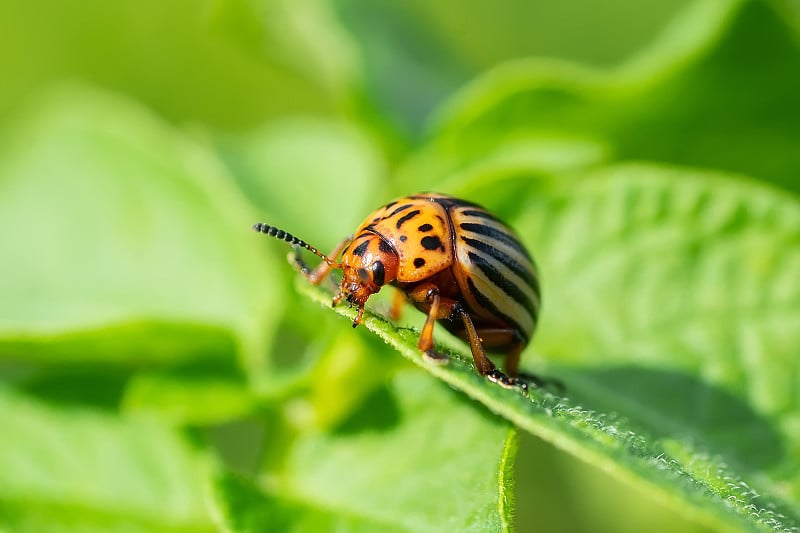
[335,234,398,327]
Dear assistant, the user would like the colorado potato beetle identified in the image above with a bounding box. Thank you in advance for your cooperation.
[253,192,544,392]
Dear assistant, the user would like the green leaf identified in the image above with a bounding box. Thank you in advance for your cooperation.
[209,0,360,99]
[213,116,391,390]
[122,362,256,425]
[0,85,280,376]
[212,0,696,145]
[216,117,387,248]
[0,1,333,129]
[769,0,800,39]
[293,162,800,532]
[398,0,691,69]
[330,0,473,142]
[0,387,214,532]
[403,0,800,193]
[212,371,517,532]
[514,432,713,533]
[331,0,692,142]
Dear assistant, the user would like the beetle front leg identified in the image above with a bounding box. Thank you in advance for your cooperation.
[292,236,351,285]
[388,288,407,321]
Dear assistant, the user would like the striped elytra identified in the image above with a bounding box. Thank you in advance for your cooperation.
[253,192,543,393]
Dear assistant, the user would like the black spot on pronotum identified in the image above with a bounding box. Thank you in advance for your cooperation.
[413,258,426,268]
[385,203,414,219]
[417,223,433,232]
[352,240,369,257]
[400,235,407,242]
[395,209,421,229]
[371,260,385,286]
[421,235,443,250]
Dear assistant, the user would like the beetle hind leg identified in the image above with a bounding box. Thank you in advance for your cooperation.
[505,336,565,394]
[457,316,530,393]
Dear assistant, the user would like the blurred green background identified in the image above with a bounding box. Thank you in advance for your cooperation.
[1,0,798,531]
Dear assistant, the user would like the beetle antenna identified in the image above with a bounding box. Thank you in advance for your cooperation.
[252,223,336,266]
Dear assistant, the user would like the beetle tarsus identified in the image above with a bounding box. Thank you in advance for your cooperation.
[351,305,365,328]
[423,349,449,365]
[487,369,530,395]
[487,369,513,388]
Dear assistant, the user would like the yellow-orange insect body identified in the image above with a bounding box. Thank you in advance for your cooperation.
[253,192,542,391]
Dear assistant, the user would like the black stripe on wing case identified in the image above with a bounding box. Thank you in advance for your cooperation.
[459,222,532,260]
[460,209,502,222]
[466,277,530,341]
[461,236,540,298]
[467,251,536,317]
[424,196,481,210]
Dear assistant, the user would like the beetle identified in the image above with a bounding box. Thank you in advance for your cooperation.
[253,192,544,392]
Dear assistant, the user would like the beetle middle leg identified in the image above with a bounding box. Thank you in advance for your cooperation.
[406,283,458,363]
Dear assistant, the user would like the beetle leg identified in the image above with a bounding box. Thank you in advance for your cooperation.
[462,328,519,374]
[456,307,496,376]
[501,335,564,392]
[406,284,455,362]
[458,311,529,393]
[352,304,365,328]
[293,236,351,285]
[419,291,440,356]
[389,289,406,321]
[499,334,564,393]
[504,337,523,377]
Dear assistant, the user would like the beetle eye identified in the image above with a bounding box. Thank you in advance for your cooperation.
[357,268,370,283]
[371,260,386,286]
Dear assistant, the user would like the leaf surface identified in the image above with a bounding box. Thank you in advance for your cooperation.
[213,372,517,532]
[296,162,800,532]
[0,387,214,532]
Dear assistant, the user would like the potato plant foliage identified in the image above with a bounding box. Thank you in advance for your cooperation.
[0,0,798,531]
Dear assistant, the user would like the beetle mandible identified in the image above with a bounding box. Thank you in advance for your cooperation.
[253,192,544,392]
